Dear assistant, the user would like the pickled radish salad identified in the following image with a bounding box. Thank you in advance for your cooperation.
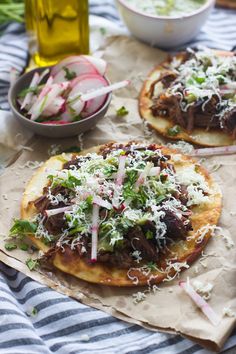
[17,55,129,125]
[125,0,207,17]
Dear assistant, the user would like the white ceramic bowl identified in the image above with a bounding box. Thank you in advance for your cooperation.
[116,0,215,49]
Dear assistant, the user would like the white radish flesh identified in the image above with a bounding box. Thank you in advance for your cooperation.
[30,84,68,121]
[93,196,112,210]
[43,96,65,117]
[80,80,130,101]
[68,74,109,117]
[116,155,126,186]
[91,203,99,262]
[179,281,221,326]
[21,72,40,110]
[149,167,161,177]
[190,145,236,157]
[45,206,73,217]
[53,60,97,83]
[135,162,153,191]
[38,76,54,101]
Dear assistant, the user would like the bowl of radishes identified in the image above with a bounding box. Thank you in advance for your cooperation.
[9,55,129,138]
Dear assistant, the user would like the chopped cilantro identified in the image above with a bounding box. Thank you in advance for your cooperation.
[145,231,153,240]
[116,106,129,117]
[4,243,17,251]
[146,262,158,271]
[26,258,38,271]
[10,220,37,237]
[167,125,181,136]
[63,67,77,80]
[18,86,39,98]
[20,243,29,251]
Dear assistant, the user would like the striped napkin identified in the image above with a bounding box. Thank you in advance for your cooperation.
[0,1,235,353]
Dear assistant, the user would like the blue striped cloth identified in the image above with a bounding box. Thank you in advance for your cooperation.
[0,1,236,353]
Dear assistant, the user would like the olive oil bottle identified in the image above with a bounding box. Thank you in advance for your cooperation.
[25,0,89,66]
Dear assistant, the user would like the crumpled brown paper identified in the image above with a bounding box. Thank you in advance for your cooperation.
[0,36,235,351]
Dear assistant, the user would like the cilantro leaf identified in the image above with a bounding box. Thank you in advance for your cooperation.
[20,243,29,251]
[10,220,37,237]
[26,258,39,271]
[116,106,129,117]
[63,67,77,80]
[167,125,181,136]
[4,243,17,251]
[18,86,39,98]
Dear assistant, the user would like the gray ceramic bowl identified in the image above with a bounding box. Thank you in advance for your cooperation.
[8,66,112,138]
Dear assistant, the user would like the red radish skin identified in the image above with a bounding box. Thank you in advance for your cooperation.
[83,55,107,75]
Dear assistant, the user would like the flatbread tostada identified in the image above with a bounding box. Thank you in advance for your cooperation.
[11,142,222,286]
[139,48,236,147]
[216,0,236,9]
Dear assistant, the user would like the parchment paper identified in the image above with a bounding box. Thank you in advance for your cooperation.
[0,36,235,351]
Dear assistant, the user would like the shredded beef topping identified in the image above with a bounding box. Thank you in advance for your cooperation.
[26,143,210,268]
[149,48,236,136]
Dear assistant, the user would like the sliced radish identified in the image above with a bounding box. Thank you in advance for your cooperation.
[51,56,96,76]
[116,155,126,186]
[149,167,161,177]
[21,72,40,110]
[53,61,98,83]
[68,74,109,117]
[93,196,112,210]
[38,76,54,101]
[45,206,73,217]
[179,281,221,326]
[29,83,68,121]
[83,55,107,75]
[91,203,99,262]
[191,145,236,157]
[135,162,153,191]
[43,96,65,117]
[80,80,130,102]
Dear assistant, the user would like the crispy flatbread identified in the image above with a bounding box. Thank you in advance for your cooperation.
[216,0,236,9]
[139,51,236,147]
[21,143,222,286]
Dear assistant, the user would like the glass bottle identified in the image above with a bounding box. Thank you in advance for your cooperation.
[25,0,89,66]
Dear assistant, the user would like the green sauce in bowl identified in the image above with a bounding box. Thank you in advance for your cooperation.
[125,0,207,17]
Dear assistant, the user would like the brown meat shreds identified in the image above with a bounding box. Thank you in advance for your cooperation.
[20,143,222,286]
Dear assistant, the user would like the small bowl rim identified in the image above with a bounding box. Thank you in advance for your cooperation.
[116,0,215,20]
[8,65,112,129]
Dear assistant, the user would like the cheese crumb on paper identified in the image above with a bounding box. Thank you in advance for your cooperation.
[223,307,235,318]
[192,280,214,301]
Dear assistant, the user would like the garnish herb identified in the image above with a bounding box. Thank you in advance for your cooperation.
[116,106,129,117]
[20,243,29,251]
[63,67,77,80]
[18,86,39,98]
[26,258,39,271]
[10,220,37,237]
[167,125,181,136]
[4,243,17,251]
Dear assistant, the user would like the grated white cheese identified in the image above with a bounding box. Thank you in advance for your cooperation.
[132,291,147,304]
[192,280,214,301]
[223,307,235,318]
